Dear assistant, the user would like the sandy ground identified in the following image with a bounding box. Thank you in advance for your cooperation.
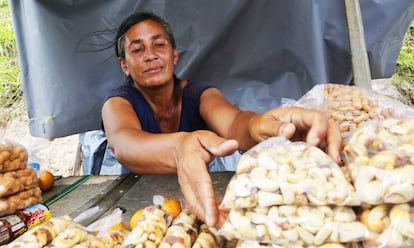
[0,110,80,177]
[0,78,409,177]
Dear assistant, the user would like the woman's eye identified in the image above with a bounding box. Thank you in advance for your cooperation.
[155,41,166,48]
[132,47,143,53]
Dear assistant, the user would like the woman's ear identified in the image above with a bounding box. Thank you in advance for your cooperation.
[173,49,179,66]
[119,58,130,76]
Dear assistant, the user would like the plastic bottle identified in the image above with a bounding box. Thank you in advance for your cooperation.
[29,162,40,175]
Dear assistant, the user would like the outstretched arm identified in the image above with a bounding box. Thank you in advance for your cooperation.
[102,96,238,228]
[200,89,342,163]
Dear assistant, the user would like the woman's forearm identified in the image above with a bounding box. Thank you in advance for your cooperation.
[227,111,258,152]
[108,130,187,174]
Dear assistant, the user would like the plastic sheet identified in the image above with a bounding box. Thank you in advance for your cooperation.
[8,0,414,138]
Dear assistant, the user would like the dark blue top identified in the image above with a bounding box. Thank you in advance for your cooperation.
[103,81,214,174]
[103,80,214,133]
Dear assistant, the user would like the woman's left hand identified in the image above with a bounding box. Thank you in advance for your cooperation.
[175,130,238,229]
[248,106,342,164]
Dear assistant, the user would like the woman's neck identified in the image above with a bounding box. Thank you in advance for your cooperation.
[134,79,187,132]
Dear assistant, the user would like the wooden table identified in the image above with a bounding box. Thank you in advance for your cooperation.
[42,172,235,226]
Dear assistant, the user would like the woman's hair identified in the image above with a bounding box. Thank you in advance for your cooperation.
[115,12,176,59]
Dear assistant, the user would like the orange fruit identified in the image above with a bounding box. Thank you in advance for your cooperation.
[163,198,182,220]
[129,208,144,230]
[108,221,128,232]
[38,170,54,191]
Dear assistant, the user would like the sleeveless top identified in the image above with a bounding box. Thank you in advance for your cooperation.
[100,80,239,174]
[103,80,213,132]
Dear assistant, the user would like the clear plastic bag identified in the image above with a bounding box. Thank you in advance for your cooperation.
[0,138,28,173]
[218,137,365,246]
[84,207,125,238]
[294,84,414,139]
[219,205,368,246]
[359,203,414,248]
[234,240,358,248]
[343,119,414,205]
[220,137,359,209]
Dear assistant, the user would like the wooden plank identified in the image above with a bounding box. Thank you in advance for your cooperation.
[42,172,234,227]
[42,175,120,217]
[344,0,372,89]
[114,172,235,224]
[69,174,139,226]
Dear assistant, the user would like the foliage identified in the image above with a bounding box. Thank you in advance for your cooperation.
[0,0,23,110]
[394,21,414,81]
[0,1,23,125]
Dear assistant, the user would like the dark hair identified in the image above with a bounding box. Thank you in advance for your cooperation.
[115,12,176,59]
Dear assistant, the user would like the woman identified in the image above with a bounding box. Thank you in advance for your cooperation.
[102,12,341,228]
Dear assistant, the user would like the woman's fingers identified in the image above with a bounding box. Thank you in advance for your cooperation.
[250,107,342,163]
[202,139,239,157]
[177,167,218,226]
[326,118,342,164]
[176,131,237,228]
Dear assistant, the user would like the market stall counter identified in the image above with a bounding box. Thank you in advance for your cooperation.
[42,172,235,227]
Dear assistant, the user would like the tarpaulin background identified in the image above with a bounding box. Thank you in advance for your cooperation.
[9,0,414,139]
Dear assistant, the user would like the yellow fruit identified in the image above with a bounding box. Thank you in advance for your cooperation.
[38,170,54,191]
[163,198,182,220]
[109,221,128,232]
[129,208,144,230]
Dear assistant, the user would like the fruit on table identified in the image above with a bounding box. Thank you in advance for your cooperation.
[108,221,128,232]
[129,197,183,230]
[38,169,55,191]
[129,208,144,230]
[163,197,182,220]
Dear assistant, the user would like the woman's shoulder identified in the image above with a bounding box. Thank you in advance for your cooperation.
[107,84,135,96]
[185,80,215,93]
[103,84,137,102]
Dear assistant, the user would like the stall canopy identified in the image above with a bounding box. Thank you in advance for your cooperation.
[9,0,414,139]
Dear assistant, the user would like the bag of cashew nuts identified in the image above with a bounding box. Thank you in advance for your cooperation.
[235,240,360,248]
[359,203,414,248]
[343,118,414,205]
[219,205,368,247]
[218,137,367,246]
[293,83,414,140]
[0,139,28,173]
[221,136,359,209]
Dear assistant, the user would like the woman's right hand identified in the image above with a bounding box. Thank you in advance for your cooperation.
[175,130,238,228]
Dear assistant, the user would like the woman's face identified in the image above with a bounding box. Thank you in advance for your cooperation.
[120,20,178,88]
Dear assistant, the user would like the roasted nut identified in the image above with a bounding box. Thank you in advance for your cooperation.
[319,84,408,139]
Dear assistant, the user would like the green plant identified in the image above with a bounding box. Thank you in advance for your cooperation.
[0,0,8,8]
[395,21,414,81]
[0,1,23,122]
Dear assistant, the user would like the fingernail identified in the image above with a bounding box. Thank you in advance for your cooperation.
[206,216,214,227]
[280,123,292,137]
[279,123,287,135]
[309,136,320,146]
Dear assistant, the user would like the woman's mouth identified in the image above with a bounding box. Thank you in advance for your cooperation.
[144,66,162,73]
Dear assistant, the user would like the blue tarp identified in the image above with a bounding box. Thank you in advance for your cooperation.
[9,0,414,138]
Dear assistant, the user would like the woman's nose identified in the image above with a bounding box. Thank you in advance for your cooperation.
[144,47,157,61]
